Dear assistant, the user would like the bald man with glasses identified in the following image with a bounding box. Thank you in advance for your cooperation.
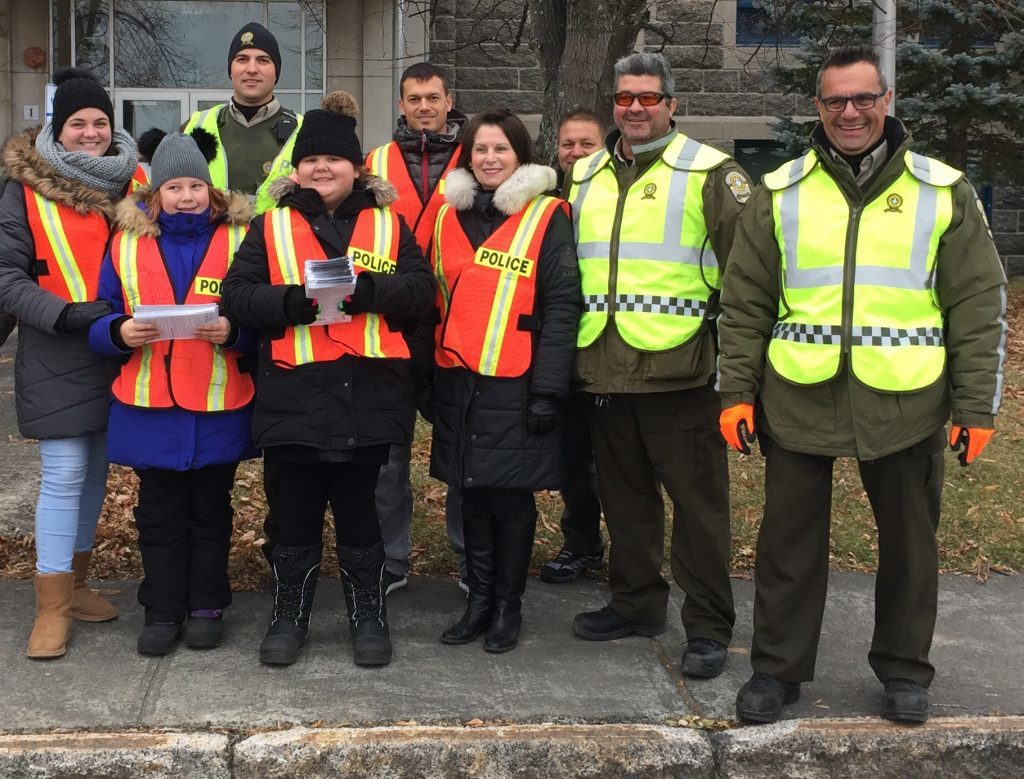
[566,52,751,681]
[718,44,1006,725]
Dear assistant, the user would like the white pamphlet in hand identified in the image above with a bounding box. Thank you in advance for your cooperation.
[304,257,357,326]
[132,303,220,342]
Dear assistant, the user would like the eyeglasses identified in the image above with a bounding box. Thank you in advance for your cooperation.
[613,91,669,107]
[818,91,887,112]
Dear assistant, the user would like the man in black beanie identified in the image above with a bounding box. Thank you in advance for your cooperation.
[183,21,301,213]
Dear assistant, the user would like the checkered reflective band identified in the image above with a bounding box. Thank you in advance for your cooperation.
[849,326,944,347]
[583,294,706,317]
[772,322,842,344]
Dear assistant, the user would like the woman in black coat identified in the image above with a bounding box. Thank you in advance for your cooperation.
[428,109,581,652]
[220,92,435,668]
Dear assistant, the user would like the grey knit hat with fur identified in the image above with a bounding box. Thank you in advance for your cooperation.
[149,132,212,190]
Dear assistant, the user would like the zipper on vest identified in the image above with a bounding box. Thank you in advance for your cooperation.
[841,204,861,359]
[607,187,630,319]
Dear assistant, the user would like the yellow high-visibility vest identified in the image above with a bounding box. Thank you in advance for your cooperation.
[568,132,729,351]
[763,149,960,392]
[183,105,302,214]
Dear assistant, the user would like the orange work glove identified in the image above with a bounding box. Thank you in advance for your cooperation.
[949,425,995,467]
[720,403,756,455]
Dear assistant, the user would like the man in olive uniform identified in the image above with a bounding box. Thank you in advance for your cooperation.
[568,52,750,680]
[718,45,1007,724]
[183,22,301,213]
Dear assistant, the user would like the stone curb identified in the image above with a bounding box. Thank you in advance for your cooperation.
[2,719,1022,777]
[0,732,231,778]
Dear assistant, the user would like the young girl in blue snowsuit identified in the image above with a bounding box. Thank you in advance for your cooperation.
[89,130,256,655]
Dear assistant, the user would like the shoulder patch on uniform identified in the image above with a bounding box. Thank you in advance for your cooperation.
[724,170,751,204]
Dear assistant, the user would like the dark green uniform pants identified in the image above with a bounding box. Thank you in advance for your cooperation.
[588,386,735,643]
[752,431,944,686]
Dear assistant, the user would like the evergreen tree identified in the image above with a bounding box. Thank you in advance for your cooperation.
[761,0,1024,184]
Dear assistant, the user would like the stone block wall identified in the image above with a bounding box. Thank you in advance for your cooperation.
[993,188,1023,278]
[426,0,1023,275]
[429,0,544,115]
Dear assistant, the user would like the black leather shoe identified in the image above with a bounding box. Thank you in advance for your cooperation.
[882,678,929,723]
[572,605,666,641]
[137,623,181,656]
[682,638,728,678]
[736,672,801,724]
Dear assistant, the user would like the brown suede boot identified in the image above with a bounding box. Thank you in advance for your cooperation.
[70,551,118,622]
[27,572,75,659]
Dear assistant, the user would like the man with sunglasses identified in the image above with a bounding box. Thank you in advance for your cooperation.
[718,45,1006,724]
[567,52,749,682]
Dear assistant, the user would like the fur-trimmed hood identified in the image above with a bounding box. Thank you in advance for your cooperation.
[267,171,398,209]
[114,189,253,237]
[444,164,557,215]
[1,127,122,219]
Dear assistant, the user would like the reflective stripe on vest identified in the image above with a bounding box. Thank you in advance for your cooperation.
[765,149,954,391]
[111,224,253,412]
[184,105,303,214]
[130,164,149,193]
[265,207,409,367]
[366,141,459,253]
[568,133,728,351]
[23,187,108,302]
[435,195,564,377]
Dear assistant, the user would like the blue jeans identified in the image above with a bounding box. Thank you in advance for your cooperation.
[35,432,108,574]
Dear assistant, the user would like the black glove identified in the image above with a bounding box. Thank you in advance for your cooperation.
[55,301,112,334]
[341,274,375,316]
[526,394,559,435]
[283,285,318,325]
[415,374,434,424]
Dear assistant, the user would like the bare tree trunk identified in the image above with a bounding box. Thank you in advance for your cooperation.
[529,0,647,163]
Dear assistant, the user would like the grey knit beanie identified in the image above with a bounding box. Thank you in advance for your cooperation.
[149,132,212,190]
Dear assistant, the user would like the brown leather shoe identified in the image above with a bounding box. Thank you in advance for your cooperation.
[27,572,75,659]
[69,551,118,622]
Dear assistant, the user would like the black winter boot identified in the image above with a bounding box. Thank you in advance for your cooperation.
[441,501,495,645]
[259,544,322,666]
[339,543,393,667]
[484,503,537,653]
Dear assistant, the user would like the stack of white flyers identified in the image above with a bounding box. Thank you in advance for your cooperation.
[132,302,219,342]
[304,256,357,326]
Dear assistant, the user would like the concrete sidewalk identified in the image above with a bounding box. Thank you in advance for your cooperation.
[0,572,1022,776]
[2,334,1023,775]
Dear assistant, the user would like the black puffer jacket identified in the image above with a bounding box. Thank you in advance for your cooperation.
[0,129,122,439]
[429,165,582,491]
[220,176,436,452]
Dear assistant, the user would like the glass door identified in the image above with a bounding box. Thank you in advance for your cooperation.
[115,90,190,138]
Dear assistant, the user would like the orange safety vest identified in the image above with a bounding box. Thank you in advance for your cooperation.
[130,164,149,193]
[264,206,410,368]
[434,195,565,377]
[23,186,109,302]
[110,223,254,412]
[365,142,459,253]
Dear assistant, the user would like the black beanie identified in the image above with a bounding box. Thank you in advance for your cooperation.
[291,91,363,167]
[228,22,282,84]
[51,68,115,140]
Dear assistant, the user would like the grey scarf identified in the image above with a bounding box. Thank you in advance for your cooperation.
[35,123,139,197]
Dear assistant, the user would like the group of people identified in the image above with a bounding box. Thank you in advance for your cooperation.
[1,20,1006,727]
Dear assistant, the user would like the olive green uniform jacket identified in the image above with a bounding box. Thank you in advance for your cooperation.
[718,123,1007,460]
[570,128,750,394]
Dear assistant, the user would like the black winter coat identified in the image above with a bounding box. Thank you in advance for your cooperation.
[220,178,436,454]
[428,165,581,491]
[0,129,124,439]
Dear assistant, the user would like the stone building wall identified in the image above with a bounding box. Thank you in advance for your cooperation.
[427,0,1022,275]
